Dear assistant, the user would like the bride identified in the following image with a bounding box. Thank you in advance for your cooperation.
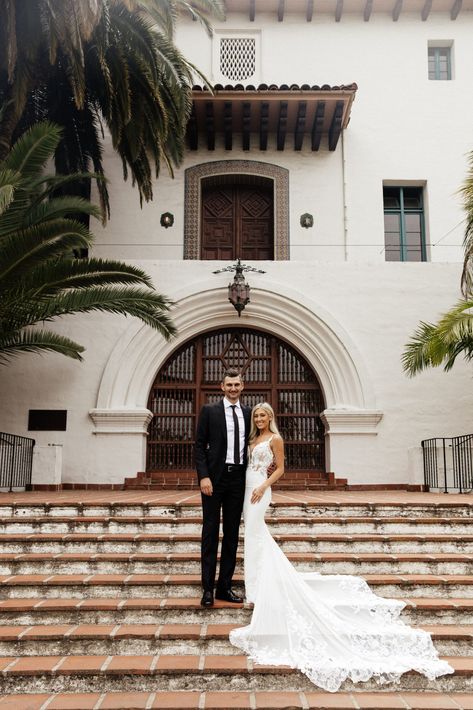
[229,402,453,693]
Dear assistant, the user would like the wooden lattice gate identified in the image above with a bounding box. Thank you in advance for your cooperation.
[147,329,326,474]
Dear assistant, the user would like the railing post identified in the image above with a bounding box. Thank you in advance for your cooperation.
[442,438,448,494]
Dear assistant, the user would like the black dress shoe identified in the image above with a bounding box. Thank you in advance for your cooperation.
[200,590,214,607]
[215,589,243,604]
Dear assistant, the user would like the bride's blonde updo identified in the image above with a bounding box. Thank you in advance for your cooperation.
[249,402,280,443]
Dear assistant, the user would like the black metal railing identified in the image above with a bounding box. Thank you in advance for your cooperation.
[422,435,473,493]
[0,433,35,491]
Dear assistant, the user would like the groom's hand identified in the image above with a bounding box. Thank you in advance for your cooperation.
[200,477,213,496]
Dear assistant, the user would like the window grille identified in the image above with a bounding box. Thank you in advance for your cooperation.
[428,46,452,80]
[220,38,256,81]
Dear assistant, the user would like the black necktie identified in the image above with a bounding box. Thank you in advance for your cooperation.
[231,405,240,464]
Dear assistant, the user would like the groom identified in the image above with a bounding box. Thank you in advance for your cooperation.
[195,368,251,608]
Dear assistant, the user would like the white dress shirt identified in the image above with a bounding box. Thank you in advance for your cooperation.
[223,398,245,464]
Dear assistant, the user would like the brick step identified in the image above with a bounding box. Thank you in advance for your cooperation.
[0,653,468,693]
[0,573,472,599]
[2,515,473,535]
[1,596,472,626]
[0,551,471,576]
[125,482,349,490]
[0,623,470,658]
[2,531,472,554]
[126,471,345,482]
[3,690,473,710]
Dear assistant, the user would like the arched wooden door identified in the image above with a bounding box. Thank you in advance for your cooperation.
[147,329,326,473]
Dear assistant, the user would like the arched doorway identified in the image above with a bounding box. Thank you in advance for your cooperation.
[146,328,326,473]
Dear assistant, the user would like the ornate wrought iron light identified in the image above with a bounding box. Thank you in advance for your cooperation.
[213,259,266,316]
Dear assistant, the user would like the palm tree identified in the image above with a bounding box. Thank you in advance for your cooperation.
[402,300,473,376]
[0,120,176,363]
[0,0,224,216]
[461,151,473,297]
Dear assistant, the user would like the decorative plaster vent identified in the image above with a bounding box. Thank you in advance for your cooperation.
[220,37,256,81]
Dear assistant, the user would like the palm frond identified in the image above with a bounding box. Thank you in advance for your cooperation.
[27,286,176,340]
[8,258,154,296]
[0,329,85,363]
[0,219,93,281]
[402,300,473,375]
[3,121,62,177]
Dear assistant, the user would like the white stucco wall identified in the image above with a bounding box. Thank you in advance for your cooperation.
[1,10,472,486]
[0,261,471,485]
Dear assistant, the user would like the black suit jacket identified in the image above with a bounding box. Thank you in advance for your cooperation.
[195,400,251,484]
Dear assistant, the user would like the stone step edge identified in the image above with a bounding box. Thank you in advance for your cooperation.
[0,653,467,677]
[0,595,471,612]
[2,532,473,542]
[0,552,472,562]
[3,690,473,710]
[1,515,472,526]
[0,622,470,642]
[1,499,471,508]
[1,573,472,586]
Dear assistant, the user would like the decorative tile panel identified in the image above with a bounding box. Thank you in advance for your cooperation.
[184,160,289,260]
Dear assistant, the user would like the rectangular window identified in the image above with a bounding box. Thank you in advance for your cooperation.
[383,187,426,262]
[428,46,452,80]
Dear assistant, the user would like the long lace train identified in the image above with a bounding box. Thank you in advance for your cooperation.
[229,440,454,693]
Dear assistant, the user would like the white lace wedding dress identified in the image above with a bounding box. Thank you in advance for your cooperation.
[229,438,454,692]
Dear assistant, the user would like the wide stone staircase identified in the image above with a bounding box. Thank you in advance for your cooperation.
[0,490,472,709]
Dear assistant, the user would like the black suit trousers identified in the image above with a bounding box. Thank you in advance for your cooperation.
[201,466,245,592]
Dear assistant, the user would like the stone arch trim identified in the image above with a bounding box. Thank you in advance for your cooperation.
[91,286,382,437]
[184,160,289,260]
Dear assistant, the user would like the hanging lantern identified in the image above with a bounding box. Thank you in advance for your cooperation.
[214,258,265,317]
[228,262,251,316]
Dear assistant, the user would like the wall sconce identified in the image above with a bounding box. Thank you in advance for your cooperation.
[300,213,314,229]
[213,259,266,317]
[160,212,174,228]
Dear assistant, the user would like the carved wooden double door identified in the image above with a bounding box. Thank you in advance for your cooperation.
[147,329,326,473]
[201,182,274,260]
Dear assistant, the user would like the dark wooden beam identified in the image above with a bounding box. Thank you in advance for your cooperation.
[328,101,344,151]
[277,101,288,151]
[224,101,232,151]
[278,0,285,21]
[450,0,462,18]
[187,104,198,150]
[311,102,325,151]
[363,0,373,21]
[335,0,343,21]
[421,0,432,19]
[259,102,269,151]
[205,102,215,151]
[392,0,402,21]
[294,101,307,151]
[249,0,255,21]
[242,102,251,151]
[306,0,314,22]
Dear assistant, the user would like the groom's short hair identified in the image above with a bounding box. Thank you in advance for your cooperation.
[221,368,243,382]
